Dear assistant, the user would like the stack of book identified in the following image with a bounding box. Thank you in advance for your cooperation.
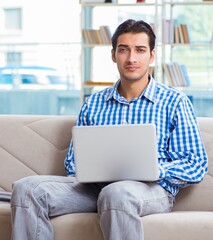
[162,19,175,44]
[162,19,190,44]
[163,62,191,87]
[174,23,190,44]
[82,26,112,44]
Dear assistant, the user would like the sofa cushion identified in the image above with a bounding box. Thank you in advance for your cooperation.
[52,213,104,240]
[0,115,76,192]
[2,205,213,240]
[142,211,213,240]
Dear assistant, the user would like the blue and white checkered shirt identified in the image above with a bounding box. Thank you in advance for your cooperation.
[65,77,208,196]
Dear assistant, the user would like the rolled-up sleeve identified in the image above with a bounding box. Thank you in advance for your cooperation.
[159,96,208,188]
[64,101,88,176]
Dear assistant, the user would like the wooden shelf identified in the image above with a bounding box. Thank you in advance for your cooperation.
[84,81,115,88]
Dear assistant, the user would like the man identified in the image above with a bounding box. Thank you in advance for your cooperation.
[11,19,208,240]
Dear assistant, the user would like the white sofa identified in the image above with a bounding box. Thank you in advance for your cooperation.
[0,115,213,240]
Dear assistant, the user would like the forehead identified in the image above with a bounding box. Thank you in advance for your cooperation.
[117,32,150,48]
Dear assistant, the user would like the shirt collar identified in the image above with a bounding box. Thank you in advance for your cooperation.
[142,76,157,103]
[105,75,157,104]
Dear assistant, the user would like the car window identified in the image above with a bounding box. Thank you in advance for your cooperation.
[0,74,13,84]
[47,75,63,84]
[21,74,37,84]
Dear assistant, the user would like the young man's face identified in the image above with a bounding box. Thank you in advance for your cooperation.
[111,32,155,83]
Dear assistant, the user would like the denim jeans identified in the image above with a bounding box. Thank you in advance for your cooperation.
[10,175,174,240]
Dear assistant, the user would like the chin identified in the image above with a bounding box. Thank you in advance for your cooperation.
[124,75,143,82]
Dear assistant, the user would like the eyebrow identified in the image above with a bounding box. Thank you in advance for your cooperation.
[117,44,147,49]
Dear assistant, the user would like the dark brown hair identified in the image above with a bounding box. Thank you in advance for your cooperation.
[111,19,156,52]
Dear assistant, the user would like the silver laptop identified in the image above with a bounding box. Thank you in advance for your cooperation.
[72,123,159,183]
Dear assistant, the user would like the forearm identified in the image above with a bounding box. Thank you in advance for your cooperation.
[158,153,208,187]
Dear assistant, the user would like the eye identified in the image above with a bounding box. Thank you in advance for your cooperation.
[118,47,128,53]
[137,48,145,53]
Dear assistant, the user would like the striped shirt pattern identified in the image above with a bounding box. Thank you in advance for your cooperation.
[65,77,208,196]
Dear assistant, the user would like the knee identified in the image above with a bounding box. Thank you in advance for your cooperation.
[98,181,138,214]
[11,175,42,206]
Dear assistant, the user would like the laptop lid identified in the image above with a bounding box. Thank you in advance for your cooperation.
[72,123,159,183]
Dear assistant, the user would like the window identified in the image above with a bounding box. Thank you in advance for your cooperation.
[4,8,22,30]
[6,52,22,65]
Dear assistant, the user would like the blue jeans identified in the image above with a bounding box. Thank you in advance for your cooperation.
[10,175,174,240]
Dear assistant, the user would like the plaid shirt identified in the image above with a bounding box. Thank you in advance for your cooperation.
[65,77,208,196]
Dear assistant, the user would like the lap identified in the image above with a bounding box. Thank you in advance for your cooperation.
[98,181,174,216]
[11,175,102,216]
[12,177,174,217]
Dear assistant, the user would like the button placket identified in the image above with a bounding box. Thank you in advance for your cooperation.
[122,104,129,124]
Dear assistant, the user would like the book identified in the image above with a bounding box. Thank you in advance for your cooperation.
[173,21,190,44]
[82,26,111,44]
[179,64,191,86]
[163,63,190,87]
[173,62,185,86]
[162,19,174,44]
[174,26,180,44]
[170,63,180,86]
[181,24,190,44]
[100,25,112,44]
[163,63,175,86]
[178,25,184,44]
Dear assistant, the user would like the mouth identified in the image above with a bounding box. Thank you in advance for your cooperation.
[125,65,138,71]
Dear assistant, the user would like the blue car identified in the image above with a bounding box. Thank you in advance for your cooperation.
[0,65,66,85]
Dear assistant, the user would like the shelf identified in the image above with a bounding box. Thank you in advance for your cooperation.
[80,1,161,103]
[176,85,213,91]
[164,42,213,47]
[164,1,213,6]
[80,0,213,103]
[84,81,115,88]
[81,3,162,7]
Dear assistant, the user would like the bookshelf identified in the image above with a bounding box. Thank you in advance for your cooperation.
[80,0,213,105]
[162,0,213,89]
[80,0,162,103]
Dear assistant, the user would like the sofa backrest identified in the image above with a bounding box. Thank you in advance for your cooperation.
[0,115,212,211]
[0,115,76,192]
[173,117,213,211]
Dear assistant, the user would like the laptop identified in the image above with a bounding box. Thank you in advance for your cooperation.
[72,123,159,183]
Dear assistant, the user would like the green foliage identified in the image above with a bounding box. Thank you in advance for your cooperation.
[172,4,213,78]
[175,5,213,41]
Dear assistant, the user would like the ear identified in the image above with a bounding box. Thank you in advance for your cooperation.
[150,49,155,64]
[111,49,116,63]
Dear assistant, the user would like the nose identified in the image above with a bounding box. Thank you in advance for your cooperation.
[127,50,137,63]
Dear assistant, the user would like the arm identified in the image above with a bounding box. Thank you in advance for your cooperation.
[64,101,88,176]
[158,96,208,187]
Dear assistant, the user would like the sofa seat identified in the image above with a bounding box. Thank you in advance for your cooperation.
[1,203,213,240]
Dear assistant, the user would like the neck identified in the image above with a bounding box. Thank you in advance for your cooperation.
[118,76,149,102]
